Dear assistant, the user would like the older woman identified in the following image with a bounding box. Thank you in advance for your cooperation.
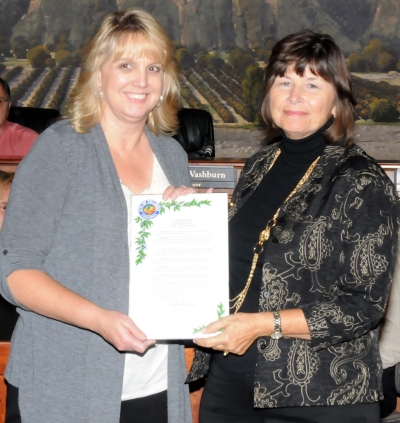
[0,9,192,423]
[189,31,399,423]
[0,78,38,157]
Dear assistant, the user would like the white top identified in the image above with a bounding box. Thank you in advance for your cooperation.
[121,155,171,400]
[379,241,400,369]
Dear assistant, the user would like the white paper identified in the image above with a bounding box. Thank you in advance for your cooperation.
[128,193,229,339]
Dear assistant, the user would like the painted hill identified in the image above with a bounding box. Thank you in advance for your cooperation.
[0,0,399,55]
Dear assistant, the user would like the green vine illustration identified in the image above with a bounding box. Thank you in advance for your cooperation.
[193,303,226,334]
[217,302,225,320]
[192,325,205,334]
[134,198,211,265]
[134,217,154,265]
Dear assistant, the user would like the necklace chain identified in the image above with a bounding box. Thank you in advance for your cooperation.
[230,149,320,314]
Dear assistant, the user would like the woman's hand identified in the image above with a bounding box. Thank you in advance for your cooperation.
[194,312,272,356]
[94,309,156,353]
[194,310,311,354]
[162,185,196,201]
[7,269,156,354]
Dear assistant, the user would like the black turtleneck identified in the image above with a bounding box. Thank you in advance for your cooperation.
[213,120,331,374]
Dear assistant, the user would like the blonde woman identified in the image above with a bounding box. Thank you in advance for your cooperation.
[0,9,192,423]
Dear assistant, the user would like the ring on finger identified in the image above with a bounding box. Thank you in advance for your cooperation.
[223,350,229,356]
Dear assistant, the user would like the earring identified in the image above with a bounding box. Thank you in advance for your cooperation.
[98,87,103,100]
[156,95,163,108]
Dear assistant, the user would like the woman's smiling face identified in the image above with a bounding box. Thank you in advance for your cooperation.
[269,65,337,139]
[98,40,164,128]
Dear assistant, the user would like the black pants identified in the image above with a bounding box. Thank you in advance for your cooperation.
[6,382,167,423]
[5,383,21,423]
[380,365,397,418]
[0,295,19,341]
[200,363,381,423]
[120,390,168,423]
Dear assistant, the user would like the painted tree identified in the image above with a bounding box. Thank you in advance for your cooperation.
[364,38,397,72]
[11,35,29,59]
[175,48,195,70]
[243,63,264,123]
[0,36,10,57]
[370,98,399,122]
[377,51,397,73]
[346,53,367,72]
[228,49,256,74]
[27,45,51,68]
[55,50,74,67]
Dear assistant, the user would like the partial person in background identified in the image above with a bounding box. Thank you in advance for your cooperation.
[0,170,18,341]
[0,170,13,229]
[379,245,400,418]
[0,78,38,157]
[0,9,192,423]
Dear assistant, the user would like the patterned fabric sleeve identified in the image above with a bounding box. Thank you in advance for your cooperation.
[300,157,399,351]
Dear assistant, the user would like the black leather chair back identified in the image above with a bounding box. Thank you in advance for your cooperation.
[173,108,215,159]
[8,106,61,134]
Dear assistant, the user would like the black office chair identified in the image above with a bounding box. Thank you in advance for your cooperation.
[8,106,61,134]
[173,108,215,159]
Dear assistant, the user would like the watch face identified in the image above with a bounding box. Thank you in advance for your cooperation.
[271,331,283,340]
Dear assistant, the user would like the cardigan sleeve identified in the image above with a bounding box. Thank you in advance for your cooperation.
[146,130,191,188]
[0,122,78,307]
[299,161,399,351]
[157,136,191,187]
[174,144,191,187]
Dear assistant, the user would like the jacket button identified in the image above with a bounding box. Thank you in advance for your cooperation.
[260,342,267,350]
[2,250,7,255]
[272,238,278,243]
[278,217,285,223]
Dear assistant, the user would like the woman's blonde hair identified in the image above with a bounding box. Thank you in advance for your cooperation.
[67,8,180,136]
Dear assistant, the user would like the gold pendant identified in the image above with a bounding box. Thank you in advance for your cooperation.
[229,152,320,314]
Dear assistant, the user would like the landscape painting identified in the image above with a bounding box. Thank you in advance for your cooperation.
[1,0,400,157]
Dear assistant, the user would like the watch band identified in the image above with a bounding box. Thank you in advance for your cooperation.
[271,310,283,340]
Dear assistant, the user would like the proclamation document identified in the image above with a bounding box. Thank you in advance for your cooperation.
[128,193,229,339]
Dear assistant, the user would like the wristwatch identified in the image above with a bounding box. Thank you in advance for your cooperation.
[271,311,283,340]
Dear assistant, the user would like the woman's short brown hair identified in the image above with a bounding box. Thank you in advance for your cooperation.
[261,30,356,147]
[67,8,180,136]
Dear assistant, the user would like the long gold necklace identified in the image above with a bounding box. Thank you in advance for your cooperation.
[229,149,320,314]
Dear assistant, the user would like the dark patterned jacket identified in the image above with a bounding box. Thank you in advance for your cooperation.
[187,143,399,408]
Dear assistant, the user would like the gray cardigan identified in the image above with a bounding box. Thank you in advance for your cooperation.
[0,120,192,423]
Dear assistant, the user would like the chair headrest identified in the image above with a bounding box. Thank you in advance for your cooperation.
[8,106,61,134]
[173,108,215,159]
